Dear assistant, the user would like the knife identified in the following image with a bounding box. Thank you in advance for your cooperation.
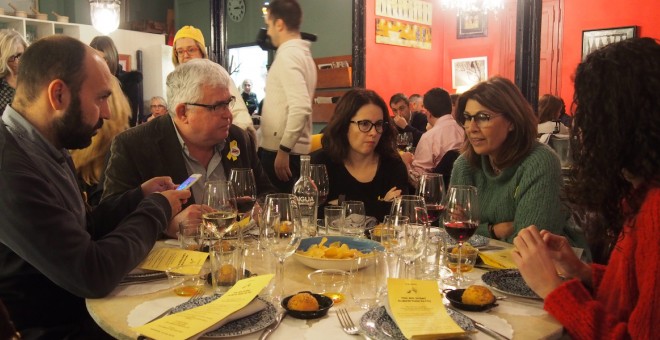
[259,311,286,340]
[448,306,511,340]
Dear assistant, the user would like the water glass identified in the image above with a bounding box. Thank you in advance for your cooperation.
[341,201,366,237]
[350,249,387,309]
[178,218,202,251]
[324,205,344,235]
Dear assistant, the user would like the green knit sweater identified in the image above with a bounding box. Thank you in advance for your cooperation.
[450,142,569,243]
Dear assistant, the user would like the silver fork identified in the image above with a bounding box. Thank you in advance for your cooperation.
[336,308,360,335]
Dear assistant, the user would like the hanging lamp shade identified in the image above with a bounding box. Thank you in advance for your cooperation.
[90,0,121,35]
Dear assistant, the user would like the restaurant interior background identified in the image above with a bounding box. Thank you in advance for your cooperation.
[33,0,660,123]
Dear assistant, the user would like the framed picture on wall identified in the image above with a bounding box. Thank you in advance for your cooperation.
[452,57,488,89]
[118,54,131,71]
[457,10,487,39]
[582,26,637,61]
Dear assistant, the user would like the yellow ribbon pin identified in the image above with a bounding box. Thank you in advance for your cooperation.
[227,140,240,161]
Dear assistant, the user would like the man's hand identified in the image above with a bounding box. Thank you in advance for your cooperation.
[141,176,176,196]
[164,204,214,238]
[400,151,414,165]
[393,115,408,129]
[274,150,292,182]
[157,190,191,220]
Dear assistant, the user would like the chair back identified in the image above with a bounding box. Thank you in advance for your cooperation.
[432,149,460,190]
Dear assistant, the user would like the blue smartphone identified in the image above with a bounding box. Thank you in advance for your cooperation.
[176,174,202,190]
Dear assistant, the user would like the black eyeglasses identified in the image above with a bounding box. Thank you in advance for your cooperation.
[350,120,387,133]
[461,111,502,128]
[150,104,166,109]
[185,96,235,113]
[8,53,22,62]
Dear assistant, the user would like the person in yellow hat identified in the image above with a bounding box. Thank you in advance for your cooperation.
[171,25,255,135]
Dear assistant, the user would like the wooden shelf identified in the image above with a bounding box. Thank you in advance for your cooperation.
[313,55,353,123]
[317,67,352,89]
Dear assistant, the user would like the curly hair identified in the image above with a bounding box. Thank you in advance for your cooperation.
[537,94,565,124]
[567,37,660,253]
[321,88,399,163]
[455,76,538,169]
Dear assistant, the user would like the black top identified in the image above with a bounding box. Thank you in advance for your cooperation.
[241,91,259,114]
[312,150,410,221]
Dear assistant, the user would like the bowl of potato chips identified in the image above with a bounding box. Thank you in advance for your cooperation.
[293,236,384,271]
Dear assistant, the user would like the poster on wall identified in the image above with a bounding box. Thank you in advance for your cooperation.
[581,26,637,61]
[376,0,433,25]
[452,57,488,89]
[376,18,432,50]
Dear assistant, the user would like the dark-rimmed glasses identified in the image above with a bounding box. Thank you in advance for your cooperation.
[461,111,503,128]
[150,104,166,109]
[350,120,387,133]
[185,96,235,113]
[8,53,22,63]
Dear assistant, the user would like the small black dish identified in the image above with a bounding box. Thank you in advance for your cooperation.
[444,289,498,312]
[281,291,334,319]
[205,269,253,285]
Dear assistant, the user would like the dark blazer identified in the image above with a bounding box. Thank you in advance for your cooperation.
[102,115,275,205]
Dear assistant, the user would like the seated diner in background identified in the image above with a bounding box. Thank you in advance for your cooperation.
[536,93,569,137]
[449,76,582,246]
[0,35,188,339]
[512,37,660,339]
[312,88,409,221]
[102,58,275,238]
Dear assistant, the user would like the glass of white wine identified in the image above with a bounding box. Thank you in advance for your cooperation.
[201,180,241,294]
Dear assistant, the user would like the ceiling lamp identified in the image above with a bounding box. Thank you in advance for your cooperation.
[441,0,504,14]
[90,0,121,35]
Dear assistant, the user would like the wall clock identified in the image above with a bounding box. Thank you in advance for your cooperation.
[228,0,246,22]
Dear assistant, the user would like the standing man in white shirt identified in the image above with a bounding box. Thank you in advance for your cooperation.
[259,0,317,192]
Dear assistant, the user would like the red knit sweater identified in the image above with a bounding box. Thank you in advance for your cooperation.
[544,187,660,339]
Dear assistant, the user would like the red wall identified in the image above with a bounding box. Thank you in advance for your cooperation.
[559,0,660,105]
[365,0,518,110]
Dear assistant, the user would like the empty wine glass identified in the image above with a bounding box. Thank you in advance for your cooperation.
[341,201,366,237]
[416,173,446,228]
[229,168,257,214]
[262,193,303,304]
[389,195,428,278]
[310,164,329,205]
[443,185,479,287]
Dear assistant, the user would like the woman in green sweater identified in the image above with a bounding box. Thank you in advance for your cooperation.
[450,76,575,244]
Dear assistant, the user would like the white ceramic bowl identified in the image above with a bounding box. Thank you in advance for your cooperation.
[293,236,384,271]
[35,13,47,20]
[14,11,27,18]
[56,15,69,23]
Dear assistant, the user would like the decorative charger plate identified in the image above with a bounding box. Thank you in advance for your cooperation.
[360,306,475,340]
[120,269,166,285]
[481,269,541,299]
[293,236,384,271]
[170,296,276,338]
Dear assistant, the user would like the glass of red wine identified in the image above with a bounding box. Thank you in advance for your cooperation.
[416,173,445,228]
[396,132,412,152]
[229,168,257,214]
[443,185,479,287]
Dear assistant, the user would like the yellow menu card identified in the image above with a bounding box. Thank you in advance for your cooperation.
[134,274,273,340]
[387,278,466,339]
[478,249,517,269]
[138,248,209,273]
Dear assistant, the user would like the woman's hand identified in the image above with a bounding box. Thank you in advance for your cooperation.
[492,222,514,239]
[539,229,592,284]
[141,176,176,196]
[511,225,564,299]
[382,187,402,202]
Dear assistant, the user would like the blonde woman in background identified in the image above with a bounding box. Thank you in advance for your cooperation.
[70,77,131,206]
[0,29,28,114]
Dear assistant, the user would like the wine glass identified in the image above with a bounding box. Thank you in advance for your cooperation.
[341,201,366,237]
[443,185,479,287]
[416,173,446,228]
[389,195,428,278]
[310,164,329,205]
[396,132,412,152]
[262,193,303,304]
[229,168,257,214]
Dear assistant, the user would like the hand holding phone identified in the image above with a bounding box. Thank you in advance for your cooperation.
[177,174,202,190]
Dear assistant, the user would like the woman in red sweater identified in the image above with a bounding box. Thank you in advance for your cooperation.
[511,37,660,339]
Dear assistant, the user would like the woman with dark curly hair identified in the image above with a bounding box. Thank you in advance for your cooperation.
[512,37,660,339]
[312,89,409,220]
[450,76,578,245]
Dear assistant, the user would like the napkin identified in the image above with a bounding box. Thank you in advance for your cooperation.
[478,249,517,269]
